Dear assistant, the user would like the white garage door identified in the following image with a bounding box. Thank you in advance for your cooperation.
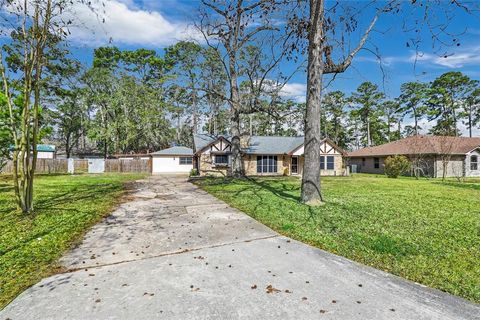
[152,156,193,173]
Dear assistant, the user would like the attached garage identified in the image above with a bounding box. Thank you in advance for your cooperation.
[151,146,193,174]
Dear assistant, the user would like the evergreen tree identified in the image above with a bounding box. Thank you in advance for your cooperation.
[350,82,385,147]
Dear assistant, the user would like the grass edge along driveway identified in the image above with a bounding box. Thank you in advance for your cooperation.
[0,173,146,309]
[195,174,480,304]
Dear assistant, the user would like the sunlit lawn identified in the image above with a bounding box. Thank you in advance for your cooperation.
[195,174,480,303]
[0,173,145,309]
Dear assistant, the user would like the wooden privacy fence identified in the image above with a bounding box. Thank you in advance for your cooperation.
[74,160,88,173]
[1,159,68,174]
[1,158,152,174]
[105,159,151,173]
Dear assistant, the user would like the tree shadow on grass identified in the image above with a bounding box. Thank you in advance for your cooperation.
[0,182,13,194]
[0,183,121,214]
[0,184,123,255]
[246,177,301,203]
[432,181,480,191]
[34,184,121,210]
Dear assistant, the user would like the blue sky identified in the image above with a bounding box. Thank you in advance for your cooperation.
[7,0,479,133]
[66,0,480,97]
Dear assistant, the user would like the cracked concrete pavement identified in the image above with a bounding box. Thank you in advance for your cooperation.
[1,175,479,319]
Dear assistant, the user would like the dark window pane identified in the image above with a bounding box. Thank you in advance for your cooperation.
[215,155,228,164]
[179,157,192,165]
[472,156,478,171]
[320,156,325,170]
[257,156,262,173]
[291,157,298,173]
[327,156,334,170]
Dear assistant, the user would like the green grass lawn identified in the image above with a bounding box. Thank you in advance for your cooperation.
[195,174,480,303]
[0,173,145,309]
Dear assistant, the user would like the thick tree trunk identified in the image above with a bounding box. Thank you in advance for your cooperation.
[414,112,418,136]
[468,108,472,137]
[229,54,244,177]
[192,89,198,134]
[301,0,324,205]
[366,119,372,147]
[229,103,243,177]
[177,113,181,141]
[66,133,71,159]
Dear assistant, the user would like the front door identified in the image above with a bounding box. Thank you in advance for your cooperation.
[291,156,298,174]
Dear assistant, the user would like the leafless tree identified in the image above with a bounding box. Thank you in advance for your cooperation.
[195,0,298,177]
[409,137,431,179]
[288,0,478,204]
[297,0,396,204]
[437,136,458,181]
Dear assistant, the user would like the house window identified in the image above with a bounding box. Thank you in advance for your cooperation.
[326,156,334,170]
[257,155,277,173]
[179,157,192,165]
[374,157,380,169]
[291,156,298,174]
[362,158,366,166]
[471,155,478,171]
[320,156,325,170]
[214,155,229,166]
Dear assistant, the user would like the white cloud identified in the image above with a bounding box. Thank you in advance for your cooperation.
[278,83,306,103]
[65,0,200,47]
[355,55,400,67]
[409,46,480,68]
[402,117,480,137]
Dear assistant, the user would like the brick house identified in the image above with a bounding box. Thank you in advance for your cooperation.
[348,135,480,178]
[193,134,347,177]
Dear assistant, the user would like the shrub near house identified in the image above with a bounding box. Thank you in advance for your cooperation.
[384,155,411,178]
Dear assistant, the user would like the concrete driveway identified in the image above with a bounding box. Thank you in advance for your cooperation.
[1,175,479,320]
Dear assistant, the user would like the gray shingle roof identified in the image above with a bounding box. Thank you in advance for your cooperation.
[152,146,193,156]
[242,136,304,154]
[193,134,304,154]
[193,134,220,152]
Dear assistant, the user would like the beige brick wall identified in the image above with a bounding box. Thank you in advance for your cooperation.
[319,154,345,176]
[198,153,346,177]
[198,153,229,176]
[350,157,385,174]
[244,154,257,176]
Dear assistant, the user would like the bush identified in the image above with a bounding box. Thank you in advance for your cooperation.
[189,168,199,177]
[384,155,410,178]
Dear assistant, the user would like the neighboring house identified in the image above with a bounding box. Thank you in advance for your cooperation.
[36,145,56,159]
[348,135,480,178]
[9,144,56,159]
[193,134,347,177]
[150,146,193,174]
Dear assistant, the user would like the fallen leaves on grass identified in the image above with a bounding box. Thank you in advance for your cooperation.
[266,285,281,294]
